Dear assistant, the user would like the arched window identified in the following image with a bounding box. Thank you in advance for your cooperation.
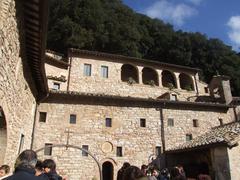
[162,70,177,88]
[121,64,139,84]
[142,67,159,86]
[0,107,7,164]
[179,73,194,91]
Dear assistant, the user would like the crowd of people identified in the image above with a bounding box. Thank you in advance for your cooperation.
[117,162,211,180]
[0,150,63,180]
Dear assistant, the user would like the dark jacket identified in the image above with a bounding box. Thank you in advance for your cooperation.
[45,171,62,180]
[4,167,48,180]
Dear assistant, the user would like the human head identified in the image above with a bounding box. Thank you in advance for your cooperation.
[122,166,144,180]
[0,165,10,177]
[35,160,44,176]
[15,149,38,170]
[122,162,130,170]
[42,159,56,173]
[152,168,159,177]
[141,164,148,175]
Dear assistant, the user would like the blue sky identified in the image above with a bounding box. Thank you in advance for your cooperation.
[122,0,240,51]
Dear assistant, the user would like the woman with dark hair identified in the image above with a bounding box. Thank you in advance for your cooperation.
[117,162,130,180]
[122,166,145,180]
[42,159,62,180]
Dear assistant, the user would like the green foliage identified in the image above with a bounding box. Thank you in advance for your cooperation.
[47,0,240,96]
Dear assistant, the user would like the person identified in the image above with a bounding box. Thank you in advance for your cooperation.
[0,165,10,179]
[117,162,130,180]
[159,168,170,180]
[35,160,49,179]
[4,149,48,180]
[140,165,148,176]
[170,167,186,180]
[122,166,145,180]
[42,159,62,180]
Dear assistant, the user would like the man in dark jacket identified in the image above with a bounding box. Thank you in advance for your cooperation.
[4,150,48,180]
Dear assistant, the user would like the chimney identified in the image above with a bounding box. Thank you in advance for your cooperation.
[208,75,232,104]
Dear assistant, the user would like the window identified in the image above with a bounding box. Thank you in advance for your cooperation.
[105,118,112,127]
[219,118,223,126]
[39,112,47,122]
[155,146,161,157]
[18,134,24,154]
[44,143,52,155]
[193,119,199,127]
[117,146,123,157]
[140,118,146,127]
[170,94,177,101]
[101,66,108,78]
[84,64,91,76]
[82,145,88,156]
[167,118,174,127]
[70,114,76,124]
[186,134,192,141]
[53,82,60,90]
[204,87,209,93]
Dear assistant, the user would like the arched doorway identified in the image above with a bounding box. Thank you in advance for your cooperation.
[0,107,7,164]
[102,161,113,180]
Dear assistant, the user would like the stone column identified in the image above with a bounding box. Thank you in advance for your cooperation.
[156,69,163,87]
[174,72,181,89]
[137,66,143,84]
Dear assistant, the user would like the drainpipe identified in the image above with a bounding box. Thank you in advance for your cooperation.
[67,51,72,92]
[30,101,38,150]
[233,106,238,121]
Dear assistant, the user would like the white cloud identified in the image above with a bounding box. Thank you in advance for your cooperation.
[144,0,197,26]
[185,0,203,5]
[227,16,240,50]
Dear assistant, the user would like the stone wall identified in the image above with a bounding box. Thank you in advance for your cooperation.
[33,102,162,180]
[68,56,208,101]
[0,0,37,166]
[163,109,232,150]
[228,145,240,180]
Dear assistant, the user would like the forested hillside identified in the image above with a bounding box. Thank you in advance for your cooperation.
[47,0,240,96]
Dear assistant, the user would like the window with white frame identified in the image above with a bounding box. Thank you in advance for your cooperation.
[53,82,60,90]
[101,66,108,78]
[84,64,91,76]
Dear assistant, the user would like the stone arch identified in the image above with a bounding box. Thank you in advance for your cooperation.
[179,73,194,91]
[142,67,159,86]
[102,161,114,180]
[121,64,139,83]
[0,107,7,164]
[162,70,177,88]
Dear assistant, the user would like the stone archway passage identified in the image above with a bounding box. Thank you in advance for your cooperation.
[102,161,113,180]
[0,107,7,164]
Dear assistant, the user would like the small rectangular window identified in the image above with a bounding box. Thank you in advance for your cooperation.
[44,143,52,155]
[82,145,88,156]
[168,118,174,127]
[84,64,91,76]
[39,112,47,122]
[186,134,192,141]
[101,66,108,78]
[155,146,161,157]
[105,118,112,127]
[170,94,177,101]
[140,118,146,127]
[219,118,223,126]
[117,146,122,157]
[53,82,60,90]
[204,87,209,93]
[70,114,76,124]
[18,134,25,154]
[193,119,199,127]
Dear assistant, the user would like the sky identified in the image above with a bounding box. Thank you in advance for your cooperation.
[122,0,240,52]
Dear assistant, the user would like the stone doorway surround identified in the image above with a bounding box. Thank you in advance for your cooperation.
[35,144,103,180]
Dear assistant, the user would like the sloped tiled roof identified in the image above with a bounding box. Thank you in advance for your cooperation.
[167,121,240,153]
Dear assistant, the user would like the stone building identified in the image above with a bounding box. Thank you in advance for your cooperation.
[0,0,48,166]
[1,1,240,180]
[32,49,240,180]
